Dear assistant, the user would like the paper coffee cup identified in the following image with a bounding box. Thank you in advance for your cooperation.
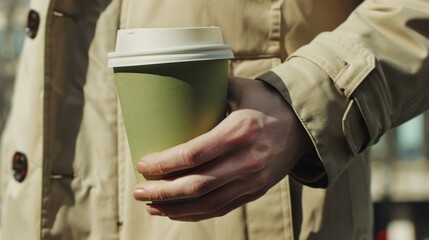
[108,27,234,183]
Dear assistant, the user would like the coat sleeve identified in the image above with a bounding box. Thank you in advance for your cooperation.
[257,0,429,188]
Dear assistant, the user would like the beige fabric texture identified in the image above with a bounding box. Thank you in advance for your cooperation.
[1,0,428,239]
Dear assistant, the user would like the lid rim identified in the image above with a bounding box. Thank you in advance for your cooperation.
[108,44,232,58]
[107,51,234,68]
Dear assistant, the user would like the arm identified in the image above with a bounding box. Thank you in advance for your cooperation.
[133,0,429,220]
[258,0,429,187]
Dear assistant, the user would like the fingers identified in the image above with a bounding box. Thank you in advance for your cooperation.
[144,176,269,221]
[134,147,267,202]
[137,109,262,178]
[137,121,234,177]
[167,194,262,222]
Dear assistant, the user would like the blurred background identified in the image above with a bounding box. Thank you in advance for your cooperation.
[1,1,428,239]
[0,0,27,136]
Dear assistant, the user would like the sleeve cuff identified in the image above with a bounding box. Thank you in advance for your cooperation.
[257,71,329,188]
[256,33,375,187]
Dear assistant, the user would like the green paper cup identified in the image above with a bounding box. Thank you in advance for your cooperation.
[108,27,234,183]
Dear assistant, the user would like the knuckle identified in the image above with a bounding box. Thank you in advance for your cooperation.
[230,115,262,145]
[154,187,170,200]
[249,155,267,172]
[241,152,268,174]
[180,146,201,168]
[186,178,210,197]
[154,160,167,174]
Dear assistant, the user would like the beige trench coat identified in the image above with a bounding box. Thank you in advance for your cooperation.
[1,0,428,239]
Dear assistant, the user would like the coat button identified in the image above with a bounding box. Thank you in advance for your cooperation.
[25,10,40,39]
[12,152,28,182]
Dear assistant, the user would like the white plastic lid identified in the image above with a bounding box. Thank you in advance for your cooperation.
[108,27,234,68]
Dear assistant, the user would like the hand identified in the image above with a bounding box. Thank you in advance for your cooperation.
[133,76,312,221]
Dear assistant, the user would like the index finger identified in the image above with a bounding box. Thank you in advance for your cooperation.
[136,114,248,177]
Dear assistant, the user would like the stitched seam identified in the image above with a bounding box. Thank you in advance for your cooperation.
[291,35,375,98]
[285,100,333,186]
[291,50,374,99]
[242,205,249,240]
[116,0,124,234]
[41,0,56,239]
[328,36,375,97]
[280,179,294,240]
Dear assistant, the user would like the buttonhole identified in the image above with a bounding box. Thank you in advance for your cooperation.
[336,57,349,67]
[53,10,81,22]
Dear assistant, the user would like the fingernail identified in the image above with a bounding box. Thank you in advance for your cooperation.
[134,188,147,200]
[146,205,164,216]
